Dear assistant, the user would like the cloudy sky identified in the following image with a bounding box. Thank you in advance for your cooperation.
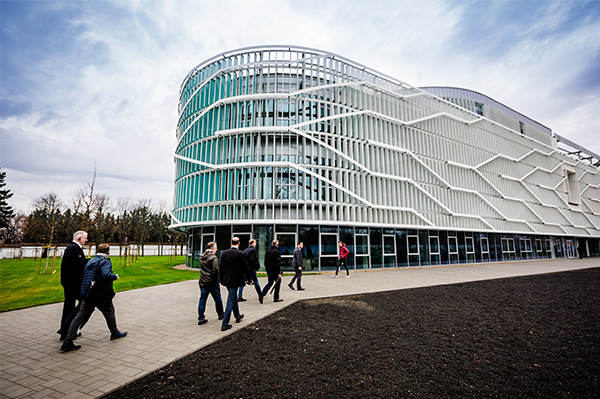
[1,0,599,213]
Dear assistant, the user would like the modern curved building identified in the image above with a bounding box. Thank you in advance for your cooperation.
[172,45,600,269]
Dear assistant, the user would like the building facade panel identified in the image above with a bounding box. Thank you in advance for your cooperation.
[172,46,600,268]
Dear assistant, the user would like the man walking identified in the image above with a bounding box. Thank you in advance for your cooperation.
[288,241,305,291]
[220,237,252,331]
[58,230,88,339]
[197,242,224,325]
[261,240,283,303]
[335,240,350,278]
[60,244,127,351]
[238,239,263,303]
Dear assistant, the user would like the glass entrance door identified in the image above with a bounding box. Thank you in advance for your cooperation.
[429,236,440,265]
[408,235,419,266]
[276,232,297,270]
[383,234,396,268]
[320,233,338,271]
[566,240,576,258]
[355,234,370,269]
[448,236,458,264]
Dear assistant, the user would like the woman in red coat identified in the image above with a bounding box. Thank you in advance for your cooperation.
[335,241,350,278]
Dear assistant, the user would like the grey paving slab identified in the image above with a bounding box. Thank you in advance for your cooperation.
[1,257,598,398]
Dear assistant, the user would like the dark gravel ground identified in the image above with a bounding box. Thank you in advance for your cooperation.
[105,268,600,399]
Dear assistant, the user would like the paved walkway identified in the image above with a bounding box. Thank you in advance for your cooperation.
[1,258,599,398]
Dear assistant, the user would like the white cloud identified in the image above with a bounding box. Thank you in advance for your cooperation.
[2,0,599,213]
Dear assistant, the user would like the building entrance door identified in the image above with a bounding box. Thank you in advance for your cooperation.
[355,234,370,269]
[320,233,338,271]
[202,234,215,252]
[565,240,576,258]
[276,233,297,270]
[383,234,396,268]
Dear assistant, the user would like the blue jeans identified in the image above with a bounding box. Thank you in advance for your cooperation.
[238,269,262,298]
[198,282,224,322]
[222,287,241,327]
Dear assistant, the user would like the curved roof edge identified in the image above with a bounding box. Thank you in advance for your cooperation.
[420,86,552,135]
[421,86,599,166]
[182,46,599,168]
[181,44,418,93]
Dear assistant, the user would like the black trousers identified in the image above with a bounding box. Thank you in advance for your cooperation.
[289,268,302,288]
[64,298,119,342]
[261,276,281,300]
[60,285,79,331]
[336,258,349,275]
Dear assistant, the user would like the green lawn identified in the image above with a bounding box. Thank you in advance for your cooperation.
[0,256,196,312]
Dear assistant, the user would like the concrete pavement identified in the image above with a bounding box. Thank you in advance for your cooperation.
[1,257,599,398]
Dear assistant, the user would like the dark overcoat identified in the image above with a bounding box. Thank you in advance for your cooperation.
[264,246,281,278]
[219,247,251,288]
[61,242,87,290]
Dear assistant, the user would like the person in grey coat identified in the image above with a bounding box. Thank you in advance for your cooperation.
[197,242,224,325]
[288,242,305,291]
[60,244,127,351]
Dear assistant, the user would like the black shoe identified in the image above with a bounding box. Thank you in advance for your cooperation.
[60,341,81,352]
[259,295,264,304]
[110,331,127,340]
[221,324,232,331]
[60,332,81,341]
[274,298,283,303]
[297,287,305,291]
[198,319,208,325]
[235,314,244,323]
[238,298,247,302]
[218,315,224,320]
[288,284,295,290]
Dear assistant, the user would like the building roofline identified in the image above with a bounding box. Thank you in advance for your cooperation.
[182,46,599,169]
[419,86,553,134]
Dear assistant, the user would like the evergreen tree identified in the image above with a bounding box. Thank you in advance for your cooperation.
[0,169,15,229]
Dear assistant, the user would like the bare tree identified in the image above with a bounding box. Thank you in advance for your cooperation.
[81,166,97,231]
[33,192,63,273]
[1,213,26,244]
[94,193,111,247]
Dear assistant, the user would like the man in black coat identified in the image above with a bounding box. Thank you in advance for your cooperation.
[219,237,252,331]
[261,240,283,303]
[238,239,263,303]
[288,241,305,291]
[58,230,88,338]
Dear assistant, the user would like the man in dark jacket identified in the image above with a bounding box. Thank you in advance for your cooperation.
[198,242,224,325]
[58,230,88,339]
[219,237,252,331]
[288,241,305,291]
[61,244,127,351]
[238,239,263,303]
[261,240,283,302]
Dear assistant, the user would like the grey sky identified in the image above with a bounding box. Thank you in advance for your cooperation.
[1,0,599,212]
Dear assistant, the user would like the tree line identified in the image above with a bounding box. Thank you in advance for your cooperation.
[0,169,182,252]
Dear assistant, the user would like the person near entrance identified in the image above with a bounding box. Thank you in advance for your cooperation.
[238,239,263,303]
[334,240,350,278]
[58,230,88,340]
[197,242,224,325]
[261,240,283,302]
[288,242,305,291]
[220,237,252,331]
